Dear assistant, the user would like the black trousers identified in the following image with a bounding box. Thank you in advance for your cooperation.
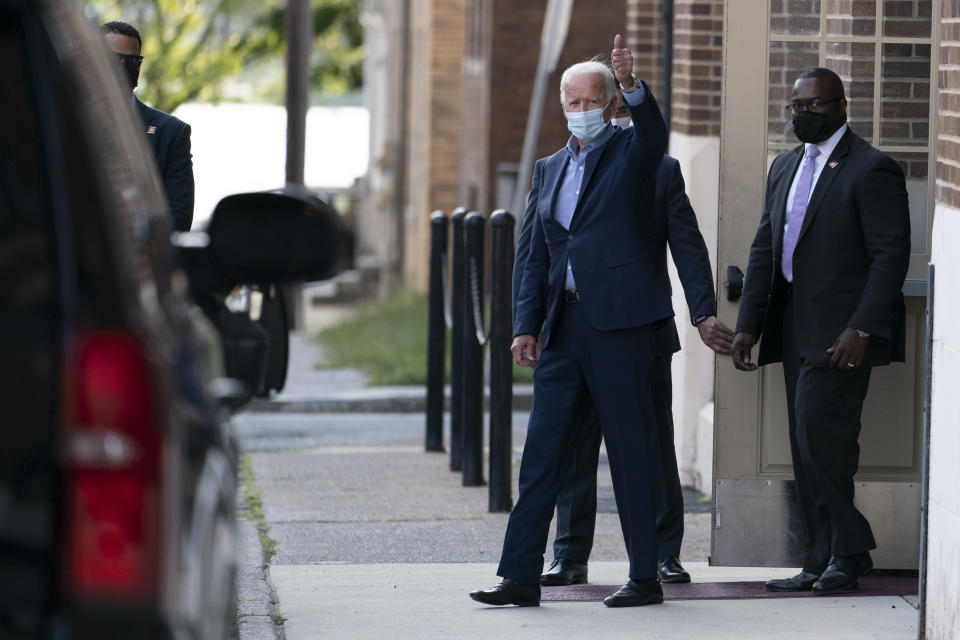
[551,352,684,564]
[497,302,663,583]
[782,294,877,573]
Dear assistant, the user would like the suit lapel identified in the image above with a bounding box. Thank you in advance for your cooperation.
[771,146,804,260]
[135,99,160,152]
[570,133,614,229]
[540,152,566,222]
[796,129,854,245]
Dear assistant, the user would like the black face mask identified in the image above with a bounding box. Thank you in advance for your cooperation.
[792,111,831,143]
[115,54,142,91]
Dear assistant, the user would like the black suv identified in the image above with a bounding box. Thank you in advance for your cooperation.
[0,1,341,637]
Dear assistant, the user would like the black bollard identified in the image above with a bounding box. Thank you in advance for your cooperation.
[462,212,486,487]
[488,210,515,511]
[425,211,448,453]
[449,207,468,471]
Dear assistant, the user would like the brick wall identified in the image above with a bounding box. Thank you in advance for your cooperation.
[490,0,626,199]
[670,0,723,137]
[937,0,960,208]
[626,0,666,98]
[405,0,467,290]
[456,0,627,217]
[458,0,491,213]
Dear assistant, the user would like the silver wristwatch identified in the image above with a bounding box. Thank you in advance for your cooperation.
[621,74,640,93]
[855,329,870,338]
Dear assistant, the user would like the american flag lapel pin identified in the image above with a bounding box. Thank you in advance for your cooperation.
[146,125,157,134]
[828,160,839,169]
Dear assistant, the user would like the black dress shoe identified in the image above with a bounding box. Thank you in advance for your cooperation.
[539,558,588,586]
[812,553,873,595]
[602,578,664,607]
[469,578,540,606]
[764,571,821,592]
[657,557,691,584]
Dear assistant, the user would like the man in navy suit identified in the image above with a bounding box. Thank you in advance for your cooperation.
[732,68,910,595]
[103,21,195,231]
[522,89,733,589]
[470,36,671,609]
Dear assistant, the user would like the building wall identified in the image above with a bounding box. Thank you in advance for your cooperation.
[361,0,410,292]
[482,0,626,212]
[657,0,724,492]
[404,0,467,292]
[626,0,667,98]
[671,0,723,137]
[927,2,960,637]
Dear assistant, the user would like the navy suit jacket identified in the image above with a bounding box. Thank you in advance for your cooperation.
[513,83,670,349]
[513,154,716,356]
[735,128,910,368]
[136,99,194,231]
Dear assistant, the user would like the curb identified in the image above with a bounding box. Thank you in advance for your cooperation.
[244,385,534,414]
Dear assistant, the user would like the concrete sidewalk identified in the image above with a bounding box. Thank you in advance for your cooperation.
[272,562,916,640]
[245,332,532,413]
[234,331,919,639]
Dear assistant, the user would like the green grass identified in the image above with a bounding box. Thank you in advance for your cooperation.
[239,454,278,565]
[313,293,534,385]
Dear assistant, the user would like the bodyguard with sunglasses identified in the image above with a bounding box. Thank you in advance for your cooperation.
[103,21,195,231]
[732,68,910,595]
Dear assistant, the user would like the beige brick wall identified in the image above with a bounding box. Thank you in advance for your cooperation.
[939,4,960,208]
[405,0,467,292]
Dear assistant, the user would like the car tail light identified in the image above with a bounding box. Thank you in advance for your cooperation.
[60,332,163,603]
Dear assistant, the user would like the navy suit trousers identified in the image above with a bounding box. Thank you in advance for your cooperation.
[551,351,684,564]
[496,302,664,583]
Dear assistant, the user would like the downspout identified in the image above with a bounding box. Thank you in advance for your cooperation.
[662,0,674,148]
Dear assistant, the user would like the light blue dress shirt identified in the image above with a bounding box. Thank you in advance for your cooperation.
[558,82,646,290]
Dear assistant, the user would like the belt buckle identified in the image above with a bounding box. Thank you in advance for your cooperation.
[564,290,580,303]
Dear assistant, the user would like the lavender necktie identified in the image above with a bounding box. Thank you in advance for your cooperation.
[781,145,820,282]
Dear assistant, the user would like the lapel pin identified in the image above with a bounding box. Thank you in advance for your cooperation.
[146,125,157,135]
[828,160,839,169]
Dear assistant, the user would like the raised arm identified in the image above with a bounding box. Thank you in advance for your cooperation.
[612,34,667,180]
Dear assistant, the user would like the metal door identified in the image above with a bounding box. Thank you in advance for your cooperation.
[713,0,936,569]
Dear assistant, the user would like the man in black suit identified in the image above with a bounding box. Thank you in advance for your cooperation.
[732,68,910,595]
[103,21,195,231]
[519,88,733,588]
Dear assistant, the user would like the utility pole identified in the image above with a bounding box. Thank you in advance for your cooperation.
[285,0,313,330]
[286,0,312,186]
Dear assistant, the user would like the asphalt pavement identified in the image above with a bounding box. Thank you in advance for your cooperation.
[232,332,918,639]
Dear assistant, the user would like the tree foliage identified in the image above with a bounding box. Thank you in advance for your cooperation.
[86,0,363,113]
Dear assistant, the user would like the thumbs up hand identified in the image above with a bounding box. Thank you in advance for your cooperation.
[611,34,635,89]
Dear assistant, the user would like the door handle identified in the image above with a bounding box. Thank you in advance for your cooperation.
[724,266,744,301]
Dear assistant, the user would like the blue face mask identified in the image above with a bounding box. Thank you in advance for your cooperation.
[566,103,610,143]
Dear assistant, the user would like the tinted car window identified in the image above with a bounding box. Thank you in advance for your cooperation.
[0,8,59,637]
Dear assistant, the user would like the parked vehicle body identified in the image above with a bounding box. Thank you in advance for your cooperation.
[0,1,341,637]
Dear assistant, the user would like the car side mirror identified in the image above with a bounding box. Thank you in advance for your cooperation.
[176,187,344,297]
[205,187,343,285]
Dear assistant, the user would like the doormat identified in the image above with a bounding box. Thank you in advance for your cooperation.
[540,576,918,602]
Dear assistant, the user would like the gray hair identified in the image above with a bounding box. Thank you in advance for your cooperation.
[559,61,617,105]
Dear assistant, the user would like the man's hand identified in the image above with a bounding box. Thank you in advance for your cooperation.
[611,34,634,88]
[510,334,540,368]
[827,328,868,369]
[731,332,758,371]
[697,316,735,355]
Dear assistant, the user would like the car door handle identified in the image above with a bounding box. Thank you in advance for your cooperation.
[724,266,744,301]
